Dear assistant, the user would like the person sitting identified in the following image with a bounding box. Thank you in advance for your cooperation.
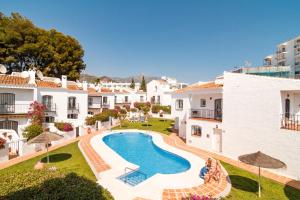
[200,157,212,179]
[205,160,222,184]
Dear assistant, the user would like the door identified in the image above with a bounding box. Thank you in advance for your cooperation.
[76,127,80,137]
[285,98,290,118]
[214,99,222,120]
[213,128,222,153]
[42,95,53,111]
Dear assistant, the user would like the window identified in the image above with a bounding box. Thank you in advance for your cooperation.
[125,96,128,103]
[175,99,183,110]
[200,99,206,107]
[192,125,202,137]
[0,93,15,113]
[0,120,18,133]
[68,97,76,108]
[157,96,160,104]
[88,97,93,106]
[114,96,117,103]
[103,96,108,104]
[140,96,144,102]
[67,114,78,119]
[45,116,54,123]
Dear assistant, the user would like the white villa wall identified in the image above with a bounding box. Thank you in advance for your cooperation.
[223,72,300,179]
[147,80,173,106]
[186,119,222,152]
[190,93,222,111]
[89,96,101,109]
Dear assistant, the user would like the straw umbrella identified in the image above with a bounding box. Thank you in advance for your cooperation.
[28,132,63,163]
[238,151,286,197]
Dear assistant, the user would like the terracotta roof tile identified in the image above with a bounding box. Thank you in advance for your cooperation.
[67,84,82,90]
[88,88,96,93]
[175,81,223,93]
[36,80,60,88]
[0,75,30,86]
[100,88,112,93]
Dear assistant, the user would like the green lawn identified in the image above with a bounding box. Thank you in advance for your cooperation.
[0,141,95,181]
[222,161,300,200]
[113,117,174,135]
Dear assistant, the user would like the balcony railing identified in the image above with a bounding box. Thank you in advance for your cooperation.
[281,114,300,131]
[115,101,130,104]
[0,104,30,114]
[68,103,79,111]
[190,109,222,121]
[44,104,56,113]
[101,103,110,108]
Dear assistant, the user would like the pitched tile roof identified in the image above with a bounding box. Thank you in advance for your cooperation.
[0,75,30,86]
[67,84,82,90]
[175,81,223,93]
[36,80,60,88]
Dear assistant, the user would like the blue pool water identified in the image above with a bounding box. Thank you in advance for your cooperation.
[103,132,191,185]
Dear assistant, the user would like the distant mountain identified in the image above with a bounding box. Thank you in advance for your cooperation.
[80,74,160,83]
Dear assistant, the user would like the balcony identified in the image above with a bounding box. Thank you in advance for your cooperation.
[190,109,222,122]
[281,114,300,131]
[101,103,110,109]
[44,104,56,113]
[68,103,79,112]
[115,100,131,104]
[0,104,30,114]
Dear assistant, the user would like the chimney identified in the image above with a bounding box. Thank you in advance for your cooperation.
[28,70,36,85]
[83,81,88,91]
[61,75,67,88]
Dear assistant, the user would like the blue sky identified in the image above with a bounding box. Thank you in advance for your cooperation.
[1,0,300,83]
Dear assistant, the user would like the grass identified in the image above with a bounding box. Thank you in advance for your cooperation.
[113,117,174,135]
[222,161,300,200]
[0,141,95,181]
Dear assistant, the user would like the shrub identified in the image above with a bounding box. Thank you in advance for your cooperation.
[123,104,130,111]
[55,122,73,132]
[85,109,119,125]
[0,137,6,149]
[23,124,43,140]
[120,109,127,114]
[151,105,171,114]
[134,102,151,110]
[130,108,137,112]
[85,116,96,126]
[115,106,121,112]
[0,170,114,200]
[27,101,45,125]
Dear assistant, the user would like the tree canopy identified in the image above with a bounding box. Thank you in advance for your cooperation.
[140,76,146,92]
[130,78,135,89]
[0,12,85,80]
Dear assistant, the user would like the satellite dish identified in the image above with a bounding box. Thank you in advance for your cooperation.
[21,71,29,78]
[37,70,44,80]
[0,64,7,74]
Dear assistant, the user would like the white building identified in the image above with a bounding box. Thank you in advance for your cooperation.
[0,70,88,139]
[100,81,141,90]
[263,35,300,78]
[171,72,300,179]
[147,76,187,106]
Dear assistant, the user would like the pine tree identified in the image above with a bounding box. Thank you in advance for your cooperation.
[130,78,135,89]
[140,76,147,92]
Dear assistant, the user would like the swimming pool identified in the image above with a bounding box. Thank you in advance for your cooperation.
[103,132,191,185]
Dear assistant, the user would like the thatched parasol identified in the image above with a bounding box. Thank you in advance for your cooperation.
[28,132,63,163]
[239,151,286,197]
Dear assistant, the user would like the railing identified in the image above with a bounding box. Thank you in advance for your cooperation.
[281,114,300,131]
[190,109,222,121]
[44,104,56,112]
[123,167,147,185]
[68,103,79,111]
[101,103,110,108]
[0,104,30,114]
[115,101,131,104]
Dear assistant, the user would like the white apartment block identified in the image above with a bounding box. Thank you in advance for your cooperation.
[171,72,300,180]
[100,81,141,90]
[0,70,88,139]
[147,76,187,106]
[263,35,300,78]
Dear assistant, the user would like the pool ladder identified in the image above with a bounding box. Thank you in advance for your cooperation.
[121,167,147,186]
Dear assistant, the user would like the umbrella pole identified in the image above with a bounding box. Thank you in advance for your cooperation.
[46,143,49,164]
[258,166,261,198]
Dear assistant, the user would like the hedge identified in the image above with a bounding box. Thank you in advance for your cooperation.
[55,122,73,132]
[85,109,118,126]
[151,105,171,114]
[0,169,113,200]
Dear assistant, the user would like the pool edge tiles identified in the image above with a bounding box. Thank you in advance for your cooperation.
[90,129,205,200]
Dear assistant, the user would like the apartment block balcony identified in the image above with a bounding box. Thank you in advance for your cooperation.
[190,109,222,122]
[101,103,110,109]
[44,104,56,113]
[281,114,300,131]
[68,103,79,112]
[115,100,131,104]
[0,104,30,115]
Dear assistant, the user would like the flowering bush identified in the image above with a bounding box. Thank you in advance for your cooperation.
[85,109,119,125]
[55,122,73,132]
[130,108,137,112]
[0,137,6,149]
[120,109,127,114]
[134,102,151,110]
[27,101,45,125]
[115,106,121,112]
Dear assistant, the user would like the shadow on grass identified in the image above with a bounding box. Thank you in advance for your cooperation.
[229,175,258,193]
[284,180,300,200]
[41,153,72,163]
[3,172,113,200]
[142,124,152,127]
